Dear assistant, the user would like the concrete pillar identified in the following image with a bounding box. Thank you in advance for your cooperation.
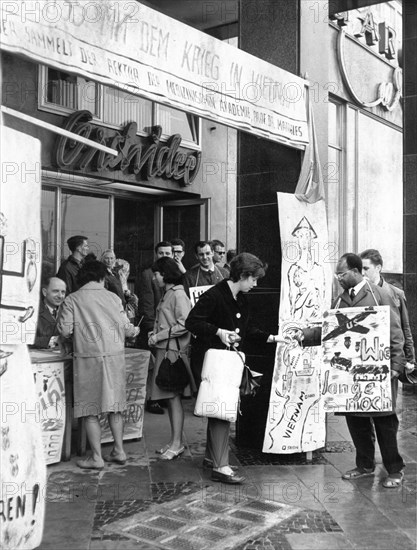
[403,0,417,344]
[236,0,302,448]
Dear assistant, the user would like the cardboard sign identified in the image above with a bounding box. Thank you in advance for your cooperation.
[189,285,212,308]
[0,345,46,550]
[263,194,332,454]
[0,128,41,345]
[33,361,66,465]
[321,306,392,413]
[100,349,150,442]
[263,321,325,454]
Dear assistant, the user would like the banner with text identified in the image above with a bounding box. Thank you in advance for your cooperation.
[263,193,332,454]
[0,1,308,148]
[33,361,66,465]
[100,349,149,442]
[321,305,392,413]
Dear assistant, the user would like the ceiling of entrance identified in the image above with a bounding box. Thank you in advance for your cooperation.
[143,0,238,30]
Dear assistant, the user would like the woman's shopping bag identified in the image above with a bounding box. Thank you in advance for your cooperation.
[194,348,245,422]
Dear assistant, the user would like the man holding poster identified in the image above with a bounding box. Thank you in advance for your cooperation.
[298,253,406,489]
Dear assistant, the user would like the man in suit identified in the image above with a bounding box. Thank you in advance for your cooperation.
[33,277,66,348]
[298,253,406,489]
[360,248,415,370]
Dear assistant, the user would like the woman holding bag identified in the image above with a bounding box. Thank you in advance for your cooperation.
[185,253,280,484]
[148,257,195,460]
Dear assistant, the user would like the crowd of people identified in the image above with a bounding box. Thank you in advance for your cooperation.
[32,237,414,487]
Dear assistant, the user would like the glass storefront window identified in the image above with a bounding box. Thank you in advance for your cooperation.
[44,68,100,115]
[60,190,110,261]
[41,186,56,279]
[102,87,153,131]
[114,198,155,288]
[155,105,199,144]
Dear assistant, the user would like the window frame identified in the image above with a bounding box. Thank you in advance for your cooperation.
[38,65,201,150]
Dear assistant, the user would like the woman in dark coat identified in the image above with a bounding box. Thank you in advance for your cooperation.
[185,253,280,484]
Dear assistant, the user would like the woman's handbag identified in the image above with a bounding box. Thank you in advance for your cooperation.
[240,364,263,397]
[194,347,245,422]
[155,330,189,393]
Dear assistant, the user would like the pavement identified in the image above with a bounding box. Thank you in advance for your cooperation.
[39,385,416,550]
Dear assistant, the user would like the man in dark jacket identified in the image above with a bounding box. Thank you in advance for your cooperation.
[57,235,89,294]
[33,277,66,348]
[299,253,406,489]
[360,248,415,369]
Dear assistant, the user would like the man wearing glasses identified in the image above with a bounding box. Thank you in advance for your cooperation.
[298,253,406,489]
[211,240,228,273]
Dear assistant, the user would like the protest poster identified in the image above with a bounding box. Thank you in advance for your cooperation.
[321,305,392,413]
[0,345,46,549]
[189,285,212,307]
[100,349,150,442]
[32,361,66,465]
[0,128,41,345]
[263,193,332,454]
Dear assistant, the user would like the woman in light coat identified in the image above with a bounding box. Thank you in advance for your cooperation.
[58,261,139,469]
[148,257,194,460]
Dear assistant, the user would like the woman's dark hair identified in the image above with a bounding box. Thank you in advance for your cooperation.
[77,260,107,287]
[152,257,183,284]
[229,253,267,282]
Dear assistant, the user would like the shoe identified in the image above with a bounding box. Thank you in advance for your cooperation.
[156,444,171,455]
[160,446,185,461]
[146,401,165,415]
[103,453,127,465]
[342,467,374,480]
[203,458,238,471]
[211,470,245,484]
[76,458,104,470]
[158,399,169,408]
[382,471,404,488]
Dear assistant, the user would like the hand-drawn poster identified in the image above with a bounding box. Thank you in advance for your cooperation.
[0,345,46,549]
[0,127,41,345]
[263,193,332,454]
[100,349,150,442]
[33,361,66,465]
[321,306,392,413]
[189,285,212,307]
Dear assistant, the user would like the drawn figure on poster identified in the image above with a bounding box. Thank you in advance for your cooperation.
[265,322,322,452]
[0,213,37,323]
[287,216,325,322]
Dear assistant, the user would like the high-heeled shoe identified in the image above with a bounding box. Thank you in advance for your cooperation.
[160,446,185,460]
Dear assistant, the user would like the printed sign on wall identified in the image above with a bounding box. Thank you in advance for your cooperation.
[321,305,392,413]
[263,193,332,454]
[100,349,149,442]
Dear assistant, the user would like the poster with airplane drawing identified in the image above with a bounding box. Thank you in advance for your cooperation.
[321,305,392,413]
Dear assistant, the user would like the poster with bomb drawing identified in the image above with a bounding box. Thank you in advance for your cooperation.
[321,305,392,413]
[263,193,332,454]
[0,127,41,346]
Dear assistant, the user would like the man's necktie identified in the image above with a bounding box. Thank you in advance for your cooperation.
[52,308,58,319]
[350,288,356,301]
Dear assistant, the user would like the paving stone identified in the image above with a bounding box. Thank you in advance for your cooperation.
[102,491,301,549]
